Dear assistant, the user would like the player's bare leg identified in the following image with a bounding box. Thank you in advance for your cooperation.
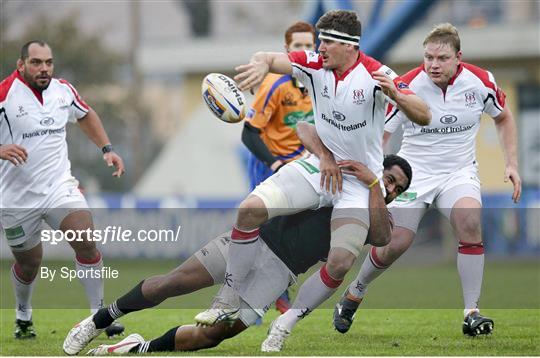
[64,255,214,355]
[11,244,42,339]
[195,195,268,326]
[451,197,493,336]
[142,255,215,302]
[334,226,415,333]
[88,320,246,354]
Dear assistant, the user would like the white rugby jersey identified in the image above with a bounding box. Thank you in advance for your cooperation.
[288,50,413,178]
[0,70,89,208]
[385,63,506,176]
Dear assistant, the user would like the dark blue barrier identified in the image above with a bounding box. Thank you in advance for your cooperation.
[482,189,539,255]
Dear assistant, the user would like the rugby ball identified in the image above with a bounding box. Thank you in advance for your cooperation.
[201,73,246,123]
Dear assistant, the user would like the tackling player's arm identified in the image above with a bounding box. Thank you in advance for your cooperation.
[234,52,292,91]
[372,71,431,126]
[297,122,342,194]
[493,106,521,203]
[337,160,392,246]
[78,108,125,177]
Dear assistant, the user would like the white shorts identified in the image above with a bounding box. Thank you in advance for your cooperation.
[388,164,482,233]
[1,178,90,252]
[253,156,370,225]
[194,234,295,327]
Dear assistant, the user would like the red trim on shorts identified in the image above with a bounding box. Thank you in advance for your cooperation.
[76,251,102,265]
[12,263,36,284]
[231,227,260,242]
[319,264,343,288]
[458,241,484,255]
[369,246,389,269]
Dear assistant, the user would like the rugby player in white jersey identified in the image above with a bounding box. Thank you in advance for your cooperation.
[62,150,411,355]
[194,10,430,327]
[333,23,521,337]
[0,41,125,339]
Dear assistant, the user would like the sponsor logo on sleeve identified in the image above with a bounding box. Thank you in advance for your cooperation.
[306,51,319,63]
[397,82,409,90]
[380,65,398,79]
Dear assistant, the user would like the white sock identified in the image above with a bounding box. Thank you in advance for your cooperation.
[11,264,36,321]
[76,252,104,313]
[457,241,485,314]
[221,227,261,306]
[276,264,342,332]
[348,246,390,299]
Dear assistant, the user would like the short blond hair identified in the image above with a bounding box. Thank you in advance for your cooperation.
[423,23,460,53]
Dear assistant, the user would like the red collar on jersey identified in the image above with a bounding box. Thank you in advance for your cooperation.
[15,70,44,105]
[448,63,464,85]
[333,51,363,84]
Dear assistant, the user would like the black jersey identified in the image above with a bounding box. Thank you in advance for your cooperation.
[259,207,332,275]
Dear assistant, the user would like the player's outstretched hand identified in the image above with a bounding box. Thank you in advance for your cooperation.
[0,144,27,166]
[320,154,342,195]
[103,152,125,177]
[504,165,521,203]
[372,71,398,101]
[337,160,377,188]
[234,59,270,91]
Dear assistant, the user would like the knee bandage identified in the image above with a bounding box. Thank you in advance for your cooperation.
[330,222,368,257]
[250,180,290,220]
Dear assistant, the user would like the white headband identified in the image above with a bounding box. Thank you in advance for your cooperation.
[318,29,360,45]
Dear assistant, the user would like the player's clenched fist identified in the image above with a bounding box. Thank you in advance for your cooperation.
[0,144,28,166]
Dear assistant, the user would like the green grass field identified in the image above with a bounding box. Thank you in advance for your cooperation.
[1,259,539,355]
